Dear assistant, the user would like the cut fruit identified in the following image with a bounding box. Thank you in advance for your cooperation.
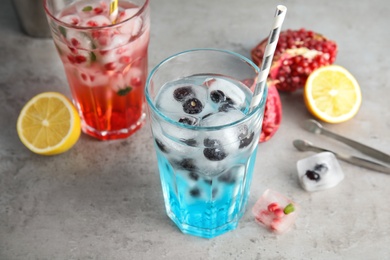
[17,92,81,155]
[304,65,361,123]
[252,28,338,92]
[259,84,282,142]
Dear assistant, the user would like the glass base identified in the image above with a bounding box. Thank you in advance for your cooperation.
[81,112,146,141]
[167,208,244,239]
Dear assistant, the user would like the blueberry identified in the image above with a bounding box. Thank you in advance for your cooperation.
[210,90,226,103]
[204,138,220,148]
[181,138,198,147]
[183,98,203,114]
[305,170,321,181]
[190,187,201,198]
[238,125,249,139]
[189,172,199,181]
[218,171,235,184]
[155,138,169,153]
[212,188,218,198]
[173,86,193,102]
[204,178,212,185]
[203,147,227,161]
[203,138,227,161]
[179,158,197,170]
[239,132,255,149]
[314,163,328,174]
[178,117,197,125]
[218,102,235,112]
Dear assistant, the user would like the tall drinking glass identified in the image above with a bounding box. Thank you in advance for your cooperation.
[44,0,150,140]
[145,49,267,238]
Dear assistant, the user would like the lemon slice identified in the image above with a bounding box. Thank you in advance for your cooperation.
[17,92,81,155]
[304,65,362,123]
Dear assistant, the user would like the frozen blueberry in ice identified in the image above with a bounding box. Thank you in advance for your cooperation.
[314,163,328,174]
[238,125,249,139]
[203,138,228,161]
[173,86,193,102]
[218,171,235,184]
[189,172,199,181]
[204,138,220,148]
[183,98,203,114]
[179,158,197,170]
[181,138,198,147]
[305,170,320,181]
[297,152,344,192]
[203,147,227,161]
[212,188,218,198]
[190,187,201,198]
[218,102,235,112]
[204,178,212,185]
[155,138,169,153]
[239,132,255,149]
[210,90,226,103]
[178,117,197,126]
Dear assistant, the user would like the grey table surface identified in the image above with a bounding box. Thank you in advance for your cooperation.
[1,0,390,259]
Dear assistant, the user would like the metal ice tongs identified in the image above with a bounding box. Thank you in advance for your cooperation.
[293,119,390,174]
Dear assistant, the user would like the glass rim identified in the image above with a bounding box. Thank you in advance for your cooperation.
[43,0,149,30]
[145,48,267,131]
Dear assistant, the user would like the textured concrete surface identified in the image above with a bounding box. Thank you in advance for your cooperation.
[1,0,390,259]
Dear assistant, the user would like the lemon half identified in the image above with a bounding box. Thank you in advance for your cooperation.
[304,65,362,123]
[17,92,81,155]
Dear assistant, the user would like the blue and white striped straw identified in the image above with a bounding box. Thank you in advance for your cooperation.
[250,5,287,111]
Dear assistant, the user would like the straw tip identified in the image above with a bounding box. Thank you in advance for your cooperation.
[277,5,287,12]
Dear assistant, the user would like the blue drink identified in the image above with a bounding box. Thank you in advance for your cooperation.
[145,49,267,238]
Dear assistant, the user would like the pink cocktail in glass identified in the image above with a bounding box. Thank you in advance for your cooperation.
[44,0,150,140]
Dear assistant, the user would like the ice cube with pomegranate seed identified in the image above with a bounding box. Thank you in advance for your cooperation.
[297,152,344,192]
[78,69,109,87]
[65,30,94,50]
[252,189,299,234]
[59,14,81,26]
[81,15,111,27]
[75,0,108,18]
[117,8,143,36]
[124,67,144,88]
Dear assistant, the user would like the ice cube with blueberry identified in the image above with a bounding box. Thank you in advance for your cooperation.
[297,152,344,192]
[204,77,248,111]
[252,189,299,234]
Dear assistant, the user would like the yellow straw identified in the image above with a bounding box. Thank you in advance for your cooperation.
[109,0,119,24]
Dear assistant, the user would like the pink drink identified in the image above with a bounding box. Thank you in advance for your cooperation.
[44,0,150,140]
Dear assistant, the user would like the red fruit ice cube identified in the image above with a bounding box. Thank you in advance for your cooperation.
[252,189,299,234]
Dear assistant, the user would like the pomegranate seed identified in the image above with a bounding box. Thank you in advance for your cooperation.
[67,55,76,64]
[131,77,142,86]
[71,18,79,25]
[94,7,103,14]
[99,50,108,55]
[71,38,79,47]
[274,208,284,218]
[81,73,87,81]
[87,21,98,27]
[91,31,100,39]
[90,75,95,82]
[68,46,77,54]
[119,56,132,64]
[104,62,116,70]
[75,55,87,63]
[267,203,279,212]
